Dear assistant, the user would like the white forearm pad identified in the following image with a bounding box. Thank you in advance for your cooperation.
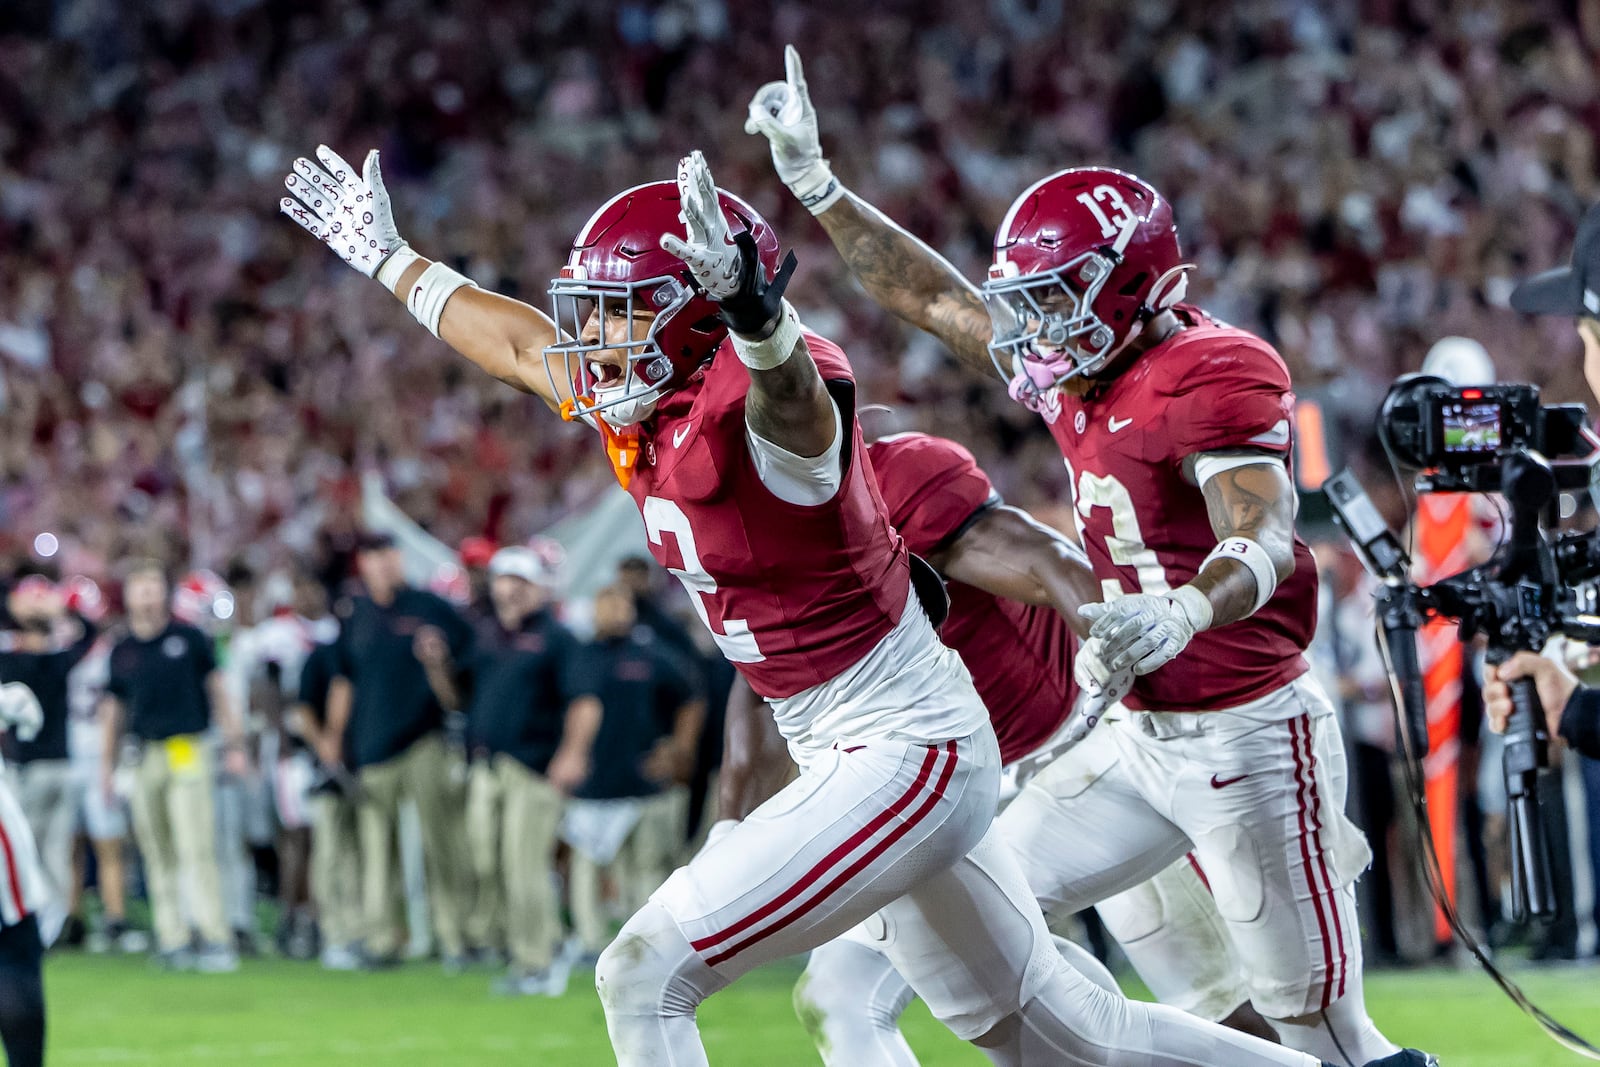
[792,162,844,215]
[407,262,478,339]
[1169,584,1215,633]
[731,301,801,370]
[374,244,420,291]
[1199,536,1278,614]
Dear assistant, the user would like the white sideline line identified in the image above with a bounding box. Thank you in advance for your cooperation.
[57,1032,577,1063]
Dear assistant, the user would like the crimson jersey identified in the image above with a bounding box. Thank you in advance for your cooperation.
[1046,306,1316,711]
[626,331,910,700]
[867,433,1077,763]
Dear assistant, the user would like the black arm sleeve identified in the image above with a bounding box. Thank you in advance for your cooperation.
[1558,686,1600,760]
[58,615,99,671]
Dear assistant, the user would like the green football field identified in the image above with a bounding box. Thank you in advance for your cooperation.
[40,953,1598,1065]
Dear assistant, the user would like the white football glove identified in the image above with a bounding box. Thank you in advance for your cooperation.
[1073,637,1134,710]
[0,682,43,743]
[1079,589,1212,677]
[280,145,406,278]
[659,151,742,299]
[744,45,842,214]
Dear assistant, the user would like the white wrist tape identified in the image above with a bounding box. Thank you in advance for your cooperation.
[375,244,420,290]
[1169,585,1214,633]
[731,301,801,370]
[790,161,844,215]
[1199,536,1278,614]
[406,262,478,339]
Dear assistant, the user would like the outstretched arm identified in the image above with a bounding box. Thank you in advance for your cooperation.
[280,146,562,406]
[746,46,992,375]
[929,503,1100,639]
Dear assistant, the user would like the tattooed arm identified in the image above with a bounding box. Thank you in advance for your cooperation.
[745,46,992,376]
[814,192,994,377]
[1182,452,1298,628]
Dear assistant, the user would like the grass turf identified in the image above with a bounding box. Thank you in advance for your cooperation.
[43,953,1597,1065]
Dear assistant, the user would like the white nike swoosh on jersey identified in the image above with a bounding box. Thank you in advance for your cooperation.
[1108,416,1134,433]
[1248,419,1290,447]
[672,424,692,448]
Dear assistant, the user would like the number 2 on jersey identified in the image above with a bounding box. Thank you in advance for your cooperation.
[1069,467,1172,599]
[641,497,765,663]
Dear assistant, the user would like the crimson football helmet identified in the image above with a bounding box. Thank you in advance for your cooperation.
[983,167,1190,407]
[547,180,781,427]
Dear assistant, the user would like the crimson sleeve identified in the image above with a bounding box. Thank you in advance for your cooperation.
[1161,341,1296,461]
[867,434,998,557]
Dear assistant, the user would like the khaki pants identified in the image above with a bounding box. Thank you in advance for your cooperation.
[466,755,565,971]
[16,760,76,937]
[129,736,228,951]
[310,792,362,948]
[570,786,686,953]
[357,734,468,958]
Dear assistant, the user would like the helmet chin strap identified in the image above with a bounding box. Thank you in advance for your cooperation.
[596,385,661,429]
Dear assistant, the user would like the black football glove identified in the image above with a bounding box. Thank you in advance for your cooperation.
[715,231,799,340]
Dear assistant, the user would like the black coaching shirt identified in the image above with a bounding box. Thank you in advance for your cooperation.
[574,633,697,801]
[465,609,595,775]
[107,621,216,742]
[334,588,472,769]
[0,618,98,763]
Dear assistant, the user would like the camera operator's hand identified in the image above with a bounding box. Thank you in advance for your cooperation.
[1580,317,1600,408]
[1485,651,1577,738]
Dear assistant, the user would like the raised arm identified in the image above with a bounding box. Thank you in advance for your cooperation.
[746,46,992,375]
[660,152,836,458]
[280,146,562,405]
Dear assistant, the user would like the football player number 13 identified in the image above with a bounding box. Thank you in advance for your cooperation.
[642,496,765,663]
[1071,469,1172,599]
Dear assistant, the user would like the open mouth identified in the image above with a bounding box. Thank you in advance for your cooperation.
[588,359,625,387]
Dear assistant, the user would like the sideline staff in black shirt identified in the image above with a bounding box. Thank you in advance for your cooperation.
[449,552,598,789]
[100,562,244,964]
[575,585,703,802]
[323,535,473,771]
[321,531,475,967]
[103,569,246,765]
[1,577,97,766]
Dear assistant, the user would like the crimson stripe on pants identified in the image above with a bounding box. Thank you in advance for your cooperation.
[691,741,947,956]
[1288,715,1336,1009]
[1297,713,1349,1001]
[0,816,24,921]
[704,740,959,967]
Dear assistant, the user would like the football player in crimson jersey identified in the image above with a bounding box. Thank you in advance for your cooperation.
[748,47,1432,1067]
[282,147,1332,1067]
[717,429,1278,1066]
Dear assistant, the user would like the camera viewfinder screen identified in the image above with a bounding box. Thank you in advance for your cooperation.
[1440,400,1503,454]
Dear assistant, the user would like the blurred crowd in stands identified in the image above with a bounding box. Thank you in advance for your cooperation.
[2,0,1600,985]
